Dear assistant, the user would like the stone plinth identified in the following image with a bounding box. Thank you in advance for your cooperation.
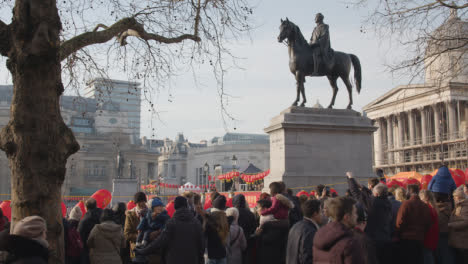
[264,107,377,194]
[112,178,138,205]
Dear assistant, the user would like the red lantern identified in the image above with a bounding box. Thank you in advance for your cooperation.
[0,200,11,221]
[403,178,421,189]
[386,179,404,189]
[420,174,433,190]
[61,202,67,218]
[451,169,465,187]
[296,190,309,197]
[166,201,175,218]
[330,188,338,196]
[77,200,86,219]
[127,200,136,210]
[91,189,112,209]
[310,191,316,197]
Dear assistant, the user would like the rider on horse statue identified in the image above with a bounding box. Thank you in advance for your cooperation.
[309,13,333,75]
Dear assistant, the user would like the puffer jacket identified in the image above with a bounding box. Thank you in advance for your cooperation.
[227,219,247,264]
[448,199,468,249]
[436,201,452,234]
[87,221,126,264]
[428,167,457,195]
[313,221,366,264]
[261,194,294,220]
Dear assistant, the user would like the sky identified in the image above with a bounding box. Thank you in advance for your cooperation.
[0,1,416,143]
[140,0,410,142]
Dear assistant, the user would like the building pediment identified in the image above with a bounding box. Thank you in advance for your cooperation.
[364,84,438,112]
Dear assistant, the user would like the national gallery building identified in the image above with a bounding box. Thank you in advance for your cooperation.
[364,12,467,174]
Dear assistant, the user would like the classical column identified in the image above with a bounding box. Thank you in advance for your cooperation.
[420,107,427,144]
[397,113,405,147]
[374,118,383,166]
[433,104,441,143]
[408,110,415,146]
[448,100,457,139]
[386,116,394,164]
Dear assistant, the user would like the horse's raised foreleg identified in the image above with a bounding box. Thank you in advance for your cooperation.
[298,74,306,107]
[327,76,338,109]
[343,77,353,109]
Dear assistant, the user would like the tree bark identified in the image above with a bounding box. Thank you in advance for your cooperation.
[0,0,79,263]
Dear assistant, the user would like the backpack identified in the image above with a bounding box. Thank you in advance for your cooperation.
[66,227,83,257]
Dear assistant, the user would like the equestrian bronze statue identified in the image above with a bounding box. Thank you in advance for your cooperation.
[278,16,362,109]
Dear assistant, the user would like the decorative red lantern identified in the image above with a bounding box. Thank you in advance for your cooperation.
[330,188,338,196]
[310,191,316,197]
[451,169,465,187]
[166,201,175,218]
[77,200,86,219]
[61,202,67,218]
[420,174,433,190]
[386,179,404,189]
[0,200,11,221]
[91,189,112,209]
[127,200,136,210]
[296,190,309,197]
[403,178,421,188]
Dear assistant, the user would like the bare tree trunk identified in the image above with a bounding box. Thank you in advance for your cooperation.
[0,0,79,263]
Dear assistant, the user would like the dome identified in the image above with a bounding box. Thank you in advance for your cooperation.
[312,100,323,109]
[424,10,468,84]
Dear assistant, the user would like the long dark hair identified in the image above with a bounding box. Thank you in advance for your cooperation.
[112,202,126,227]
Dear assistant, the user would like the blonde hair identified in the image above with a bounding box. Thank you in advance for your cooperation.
[208,211,229,245]
[419,190,438,212]
[395,187,407,202]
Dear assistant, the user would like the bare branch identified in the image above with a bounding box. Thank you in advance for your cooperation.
[0,19,11,57]
[60,17,201,61]
[436,0,468,9]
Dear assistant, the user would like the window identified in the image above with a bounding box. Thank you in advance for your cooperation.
[148,163,155,179]
[71,126,93,134]
[84,161,107,180]
[171,164,176,178]
[71,117,93,127]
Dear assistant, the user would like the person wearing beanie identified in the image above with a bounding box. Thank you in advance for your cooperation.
[136,196,204,264]
[136,198,169,247]
[211,195,227,212]
[2,215,49,263]
[66,206,84,264]
[174,196,188,210]
[226,208,247,264]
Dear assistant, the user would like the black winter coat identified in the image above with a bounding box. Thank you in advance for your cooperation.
[233,194,257,239]
[78,208,102,264]
[365,196,392,242]
[4,235,48,264]
[138,208,204,264]
[286,219,318,264]
[256,219,289,264]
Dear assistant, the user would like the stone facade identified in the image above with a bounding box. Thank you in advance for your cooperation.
[0,84,161,198]
[264,107,375,194]
[363,13,468,175]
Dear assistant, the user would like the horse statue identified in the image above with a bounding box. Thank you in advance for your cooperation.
[277,18,362,109]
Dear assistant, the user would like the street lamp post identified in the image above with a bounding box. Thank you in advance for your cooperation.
[204,162,209,192]
[231,155,238,191]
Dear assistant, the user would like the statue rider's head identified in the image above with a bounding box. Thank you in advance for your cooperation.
[315,13,324,24]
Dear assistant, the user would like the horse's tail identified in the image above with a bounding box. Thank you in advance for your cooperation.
[350,54,361,94]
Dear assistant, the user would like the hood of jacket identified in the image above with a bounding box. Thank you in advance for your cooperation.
[95,221,122,240]
[5,234,49,262]
[314,222,352,251]
[232,194,247,209]
[173,208,195,222]
[435,166,452,178]
[276,194,294,208]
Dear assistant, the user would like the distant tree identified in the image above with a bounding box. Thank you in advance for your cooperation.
[0,0,253,262]
[354,0,467,83]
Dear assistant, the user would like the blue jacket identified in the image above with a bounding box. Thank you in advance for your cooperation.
[137,210,170,232]
[428,167,456,195]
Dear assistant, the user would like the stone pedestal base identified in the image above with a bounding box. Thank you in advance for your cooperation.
[264,107,376,195]
[112,178,138,205]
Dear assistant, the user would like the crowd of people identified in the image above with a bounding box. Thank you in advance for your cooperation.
[0,165,467,264]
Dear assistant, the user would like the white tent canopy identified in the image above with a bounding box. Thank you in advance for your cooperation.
[178,182,202,193]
